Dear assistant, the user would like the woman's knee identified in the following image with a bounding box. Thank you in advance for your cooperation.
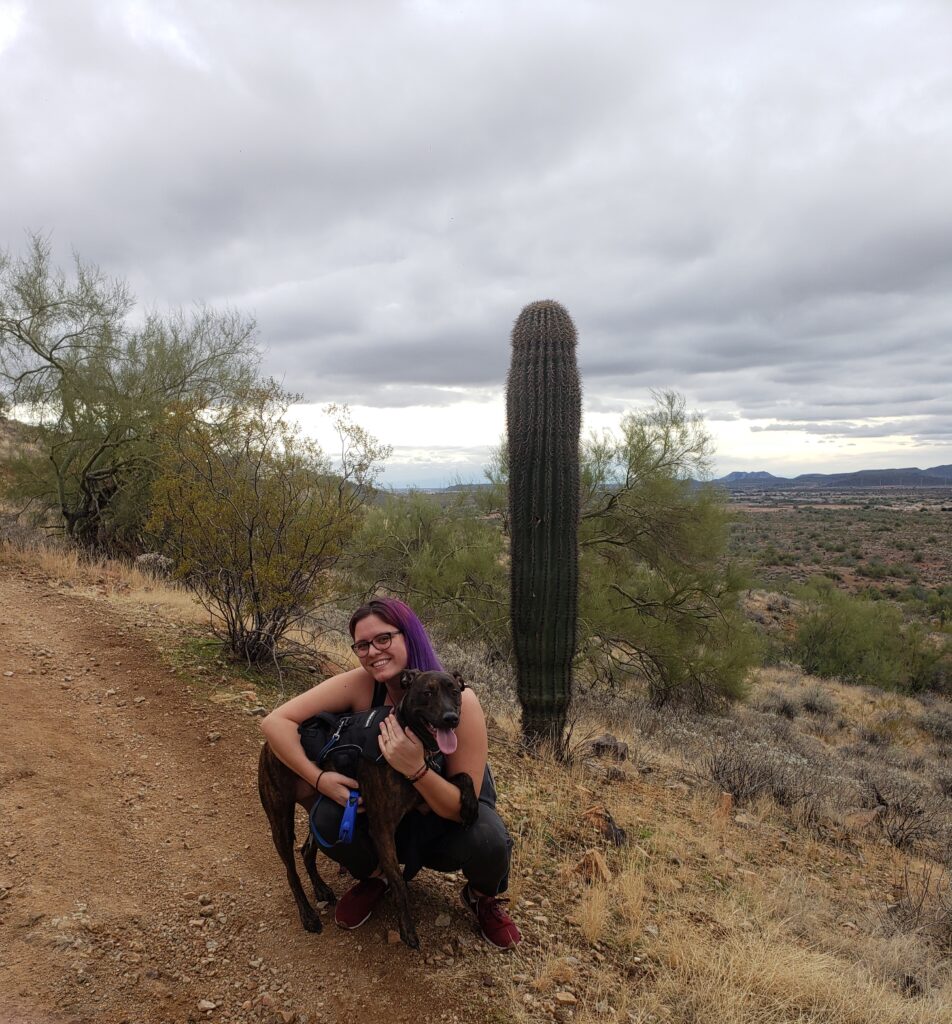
[447,812,513,892]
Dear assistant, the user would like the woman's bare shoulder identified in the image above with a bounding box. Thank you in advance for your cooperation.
[267,667,374,724]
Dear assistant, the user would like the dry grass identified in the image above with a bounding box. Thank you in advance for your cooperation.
[1,536,206,622]
[445,663,952,1024]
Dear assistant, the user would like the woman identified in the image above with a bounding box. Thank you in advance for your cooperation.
[259,597,521,949]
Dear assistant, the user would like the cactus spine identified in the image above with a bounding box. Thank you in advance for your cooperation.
[506,300,581,748]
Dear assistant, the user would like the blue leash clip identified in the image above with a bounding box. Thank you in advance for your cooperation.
[339,789,360,843]
[310,788,360,849]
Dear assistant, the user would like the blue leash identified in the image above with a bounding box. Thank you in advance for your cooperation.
[309,789,360,848]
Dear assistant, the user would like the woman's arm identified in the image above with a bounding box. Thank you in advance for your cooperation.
[260,667,372,801]
[379,688,488,822]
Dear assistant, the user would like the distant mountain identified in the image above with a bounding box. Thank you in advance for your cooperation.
[717,471,785,484]
[713,464,952,490]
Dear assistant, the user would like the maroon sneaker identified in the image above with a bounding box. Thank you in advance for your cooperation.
[335,876,389,929]
[461,884,522,949]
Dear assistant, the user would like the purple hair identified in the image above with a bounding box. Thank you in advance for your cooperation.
[348,598,443,672]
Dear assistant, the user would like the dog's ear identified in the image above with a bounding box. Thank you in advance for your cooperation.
[452,670,466,690]
[400,669,420,690]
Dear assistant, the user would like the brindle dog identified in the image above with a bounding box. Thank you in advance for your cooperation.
[258,668,478,948]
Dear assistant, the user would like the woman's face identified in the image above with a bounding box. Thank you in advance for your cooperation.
[352,612,408,684]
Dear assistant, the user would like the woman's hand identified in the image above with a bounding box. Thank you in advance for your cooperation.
[378,713,426,778]
[317,770,362,809]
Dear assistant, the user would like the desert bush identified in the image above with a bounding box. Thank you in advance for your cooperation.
[704,735,826,810]
[757,688,800,720]
[863,772,948,852]
[793,579,950,693]
[935,772,952,800]
[149,385,388,667]
[801,685,837,717]
[882,862,952,949]
[920,710,952,744]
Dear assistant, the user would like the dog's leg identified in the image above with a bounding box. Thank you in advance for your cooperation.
[257,747,323,933]
[448,772,479,826]
[300,831,336,906]
[361,772,420,949]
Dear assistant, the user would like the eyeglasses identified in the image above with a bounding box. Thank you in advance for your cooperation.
[351,630,402,657]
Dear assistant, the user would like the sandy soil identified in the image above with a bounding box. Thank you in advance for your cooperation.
[0,553,505,1024]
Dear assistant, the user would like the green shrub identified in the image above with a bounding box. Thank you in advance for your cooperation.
[793,579,949,693]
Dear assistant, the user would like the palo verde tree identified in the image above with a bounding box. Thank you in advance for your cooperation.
[148,383,390,667]
[577,391,756,707]
[506,299,581,751]
[0,234,258,552]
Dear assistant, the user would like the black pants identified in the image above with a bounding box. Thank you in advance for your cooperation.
[309,769,513,896]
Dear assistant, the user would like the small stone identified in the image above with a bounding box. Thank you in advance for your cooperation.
[197,999,216,1011]
[513,973,530,984]
[199,906,214,917]
[199,894,213,905]
[105,688,116,696]
[555,991,577,1005]
[207,731,222,743]
[434,913,451,927]
[3,671,13,677]
[644,923,660,938]
[386,930,401,944]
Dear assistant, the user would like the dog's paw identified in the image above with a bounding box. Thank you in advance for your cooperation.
[450,771,479,826]
[299,909,324,933]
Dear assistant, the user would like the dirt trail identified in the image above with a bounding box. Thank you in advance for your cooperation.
[0,555,503,1024]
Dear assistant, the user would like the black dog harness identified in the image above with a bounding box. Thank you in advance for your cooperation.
[299,706,391,770]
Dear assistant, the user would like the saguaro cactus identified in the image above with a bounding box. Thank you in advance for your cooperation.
[506,300,581,749]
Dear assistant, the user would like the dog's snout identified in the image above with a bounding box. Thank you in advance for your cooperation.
[442,711,460,728]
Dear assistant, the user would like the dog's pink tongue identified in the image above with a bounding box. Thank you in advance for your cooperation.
[436,728,458,755]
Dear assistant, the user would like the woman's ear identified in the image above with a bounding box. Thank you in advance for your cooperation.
[400,669,420,690]
[452,670,466,690]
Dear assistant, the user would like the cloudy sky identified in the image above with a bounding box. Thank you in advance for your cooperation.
[3,1,952,486]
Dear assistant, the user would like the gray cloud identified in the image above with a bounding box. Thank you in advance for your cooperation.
[3,0,952,479]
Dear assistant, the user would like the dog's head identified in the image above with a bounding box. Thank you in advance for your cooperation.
[398,669,467,756]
